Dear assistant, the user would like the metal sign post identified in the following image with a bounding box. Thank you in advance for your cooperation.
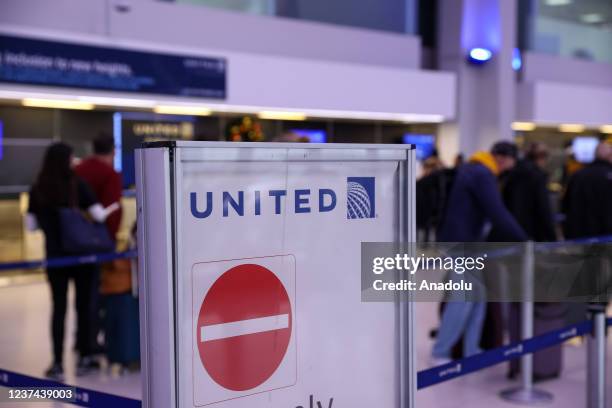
[500,241,553,404]
[586,303,607,408]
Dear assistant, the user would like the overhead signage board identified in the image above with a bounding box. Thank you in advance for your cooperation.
[135,142,416,408]
[0,35,226,98]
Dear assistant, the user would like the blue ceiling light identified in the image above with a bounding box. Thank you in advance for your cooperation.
[467,47,493,65]
[512,48,522,71]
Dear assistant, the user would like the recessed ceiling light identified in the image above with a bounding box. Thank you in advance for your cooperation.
[153,105,211,116]
[258,111,307,121]
[599,125,612,134]
[22,98,94,110]
[512,122,536,131]
[559,124,585,133]
[545,0,571,5]
[580,13,604,24]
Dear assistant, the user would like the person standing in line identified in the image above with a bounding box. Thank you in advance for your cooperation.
[563,141,612,239]
[490,143,556,242]
[489,143,564,380]
[431,142,527,365]
[562,140,612,353]
[75,133,123,242]
[28,143,116,379]
[74,133,123,355]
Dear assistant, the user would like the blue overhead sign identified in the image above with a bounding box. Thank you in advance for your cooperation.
[0,35,226,98]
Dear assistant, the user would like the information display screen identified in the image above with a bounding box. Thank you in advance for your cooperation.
[0,35,226,98]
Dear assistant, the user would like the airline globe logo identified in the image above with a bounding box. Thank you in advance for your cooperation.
[190,177,376,219]
[346,177,375,219]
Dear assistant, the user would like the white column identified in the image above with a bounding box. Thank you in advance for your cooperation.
[437,0,517,161]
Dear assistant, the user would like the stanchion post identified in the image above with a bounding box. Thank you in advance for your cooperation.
[586,303,607,408]
[586,255,609,408]
[500,241,553,404]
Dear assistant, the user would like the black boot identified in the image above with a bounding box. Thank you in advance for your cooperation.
[45,363,64,381]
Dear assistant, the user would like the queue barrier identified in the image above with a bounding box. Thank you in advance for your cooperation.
[0,368,141,407]
[0,250,137,272]
[1,235,609,273]
[418,319,594,389]
[0,318,609,407]
[0,236,610,407]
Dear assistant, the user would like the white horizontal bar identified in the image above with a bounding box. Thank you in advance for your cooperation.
[200,314,289,342]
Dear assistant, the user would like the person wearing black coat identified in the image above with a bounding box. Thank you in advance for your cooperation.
[490,143,565,380]
[563,142,612,239]
[489,144,556,242]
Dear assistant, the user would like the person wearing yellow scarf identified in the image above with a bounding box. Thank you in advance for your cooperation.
[469,151,499,176]
[431,142,526,364]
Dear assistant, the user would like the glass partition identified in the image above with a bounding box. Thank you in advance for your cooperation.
[523,0,612,63]
[173,0,419,34]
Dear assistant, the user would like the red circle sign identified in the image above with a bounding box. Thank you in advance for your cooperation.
[197,263,292,391]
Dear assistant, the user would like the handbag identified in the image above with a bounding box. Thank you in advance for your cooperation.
[59,207,114,254]
[100,259,132,295]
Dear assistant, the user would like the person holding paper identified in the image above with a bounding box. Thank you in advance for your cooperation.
[75,133,123,240]
[75,133,125,368]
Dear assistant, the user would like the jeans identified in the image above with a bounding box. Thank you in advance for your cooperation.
[432,272,486,359]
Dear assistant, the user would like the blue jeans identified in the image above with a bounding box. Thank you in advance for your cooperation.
[432,273,486,359]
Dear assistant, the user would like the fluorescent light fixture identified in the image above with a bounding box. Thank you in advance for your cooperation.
[22,98,94,110]
[545,0,571,5]
[468,48,493,64]
[512,48,522,71]
[580,13,604,24]
[258,111,307,121]
[512,122,536,131]
[559,124,586,133]
[153,105,212,116]
[0,89,449,123]
[78,96,156,108]
[399,114,445,123]
[599,125,612,134]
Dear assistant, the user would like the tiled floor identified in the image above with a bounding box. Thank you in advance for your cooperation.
[0,280,610,407]
[0,280,140,408]
[414,302,612,407]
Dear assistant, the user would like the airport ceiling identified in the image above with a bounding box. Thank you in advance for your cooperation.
[539,0,612,28]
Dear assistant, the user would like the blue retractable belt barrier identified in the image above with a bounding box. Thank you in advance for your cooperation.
[0,368,141,407]
[2,319,609,404]
[0,235,610,273]
[417,318,610,389]
[482,234,612,260]
[0,250,137,272]
[0,235,610,401]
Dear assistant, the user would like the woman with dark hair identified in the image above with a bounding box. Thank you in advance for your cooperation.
[28,142,117,380]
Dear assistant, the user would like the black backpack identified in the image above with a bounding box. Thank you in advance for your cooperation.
[416,168,457,239]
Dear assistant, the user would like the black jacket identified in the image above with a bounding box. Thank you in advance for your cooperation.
[437,162,526,242]
[489,160,556,242]
[562,160,612,239]
[29,178,96,257]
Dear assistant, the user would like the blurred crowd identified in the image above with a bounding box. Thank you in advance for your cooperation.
[417,137,612,377]
[24,133,612,381]
[27,135,139,380]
